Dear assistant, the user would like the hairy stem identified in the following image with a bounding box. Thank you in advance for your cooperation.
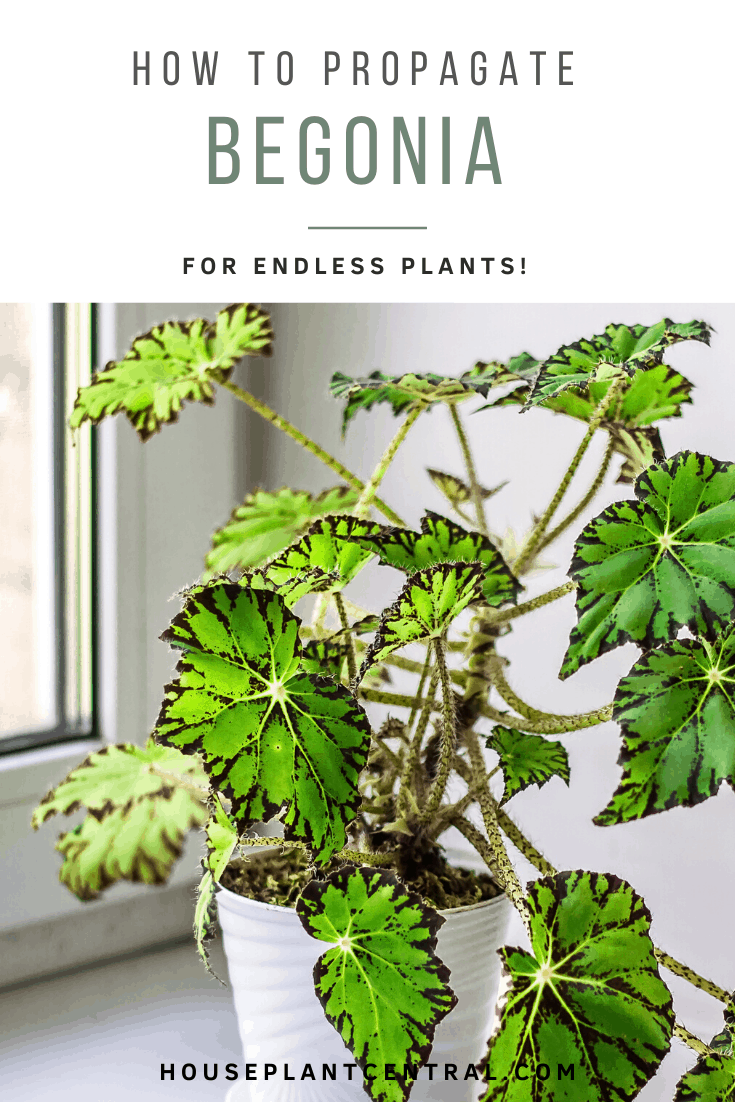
[488,581,576,626]
[222,379,405,526]
[333,591,357,683]
[408,649,432,730]
[655,950,733,1006]
[465,729,530,930]
[674,1023,711,1057]
[513,376,625,574]
[398,665,440,817]
[449,403,489,536]
[488,654,613,731]
[496,807,557,877]
[354,405,425,519]
[539,435,615,551]
[419,639,457,821]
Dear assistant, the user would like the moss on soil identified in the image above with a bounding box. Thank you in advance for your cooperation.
[220,844,502,911]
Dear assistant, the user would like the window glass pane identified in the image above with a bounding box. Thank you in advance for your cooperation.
[0,304,56,739]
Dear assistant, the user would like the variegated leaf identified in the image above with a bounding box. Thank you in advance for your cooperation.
[356,512,521,607]
[357,563,485,681]
[204,485,358,577]
[561,452,735,679]
[596,625,735,824]
[480,871,674,1101]
[264,516,382,593]
[297,865,456,1102]
[526,319,711,407]
[70,303,273,440]
[154,582,371,864]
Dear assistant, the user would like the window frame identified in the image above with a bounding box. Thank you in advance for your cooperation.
[0,304,99,757]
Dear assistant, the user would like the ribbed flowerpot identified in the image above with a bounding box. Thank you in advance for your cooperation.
[219,865,511,1102]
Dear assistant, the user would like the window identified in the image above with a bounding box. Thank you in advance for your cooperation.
[0,304,97,755]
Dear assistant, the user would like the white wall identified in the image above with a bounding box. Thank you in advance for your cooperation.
[260,303,735,1079]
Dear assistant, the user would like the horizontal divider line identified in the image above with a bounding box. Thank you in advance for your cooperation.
[307,225,428,230]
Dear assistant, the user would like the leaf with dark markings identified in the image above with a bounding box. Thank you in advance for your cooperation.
[357,563,485,681]
[297,865,456,1102]
[300,638,350,681]
[526,318,711,407]
[479,871,674,1102]
[264,516,382,593]
[204,485,358,577]
[240,566,341,607]
[154,582,371,864]
[596,625,735,824]
[54,787,208,901]
[561,451,735,679]
[70,303,273,440]
[483,362,691,483]
[356,512,521,607]
[330,363,504,435]
[488,726,570,804]
[675,1052,735,1101]
[31,739,208,827]
[426,468,508,513]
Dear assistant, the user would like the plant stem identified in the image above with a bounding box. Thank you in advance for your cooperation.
[449,403,489,536]
[674,1024,711,1057]
[465,729,531,931]
[495,807,557,877]
[655,950,732,1006]
[539,436,615,551]
[513,376,625,574]
[419,639,457,821]
[240,836,306,850]
[407,649,433,730]
[360,688,434,710]
[488,655,613,732]
[430,765,500,835]
[478,695,613,735]
[333,592,357,683]
[354,405,425,519]
[488,581,576,626]
[336,848,399,867]
[222,379,405,527]
[397,665,439,816]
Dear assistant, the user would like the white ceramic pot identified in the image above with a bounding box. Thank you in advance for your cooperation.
[218,864,511,1102]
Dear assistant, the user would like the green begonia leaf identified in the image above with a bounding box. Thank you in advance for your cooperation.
[205,799,240,881]
[54,786,208,901]
[194,868,220,975]
[31,738,208,827]
[300,639,350,681]
[607,424,664,485]
[480,871,674,1101]
[204,486,358,578]
[330,363,502,435]
[675,1053,735,1101]
[526,319,711,407]
[487,726,570,804]
[154,582,371,864]
[488,362,693,427]
[561,452,735,679]
[240,566,341,607]
[596,626,735,824]
[264,516,382,593]
[297,865,457,1102]
[486,362,693,484]
[426,468,508,513]
[356,512,520,607]
[70,303,273,440]
[357,563,485,680]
